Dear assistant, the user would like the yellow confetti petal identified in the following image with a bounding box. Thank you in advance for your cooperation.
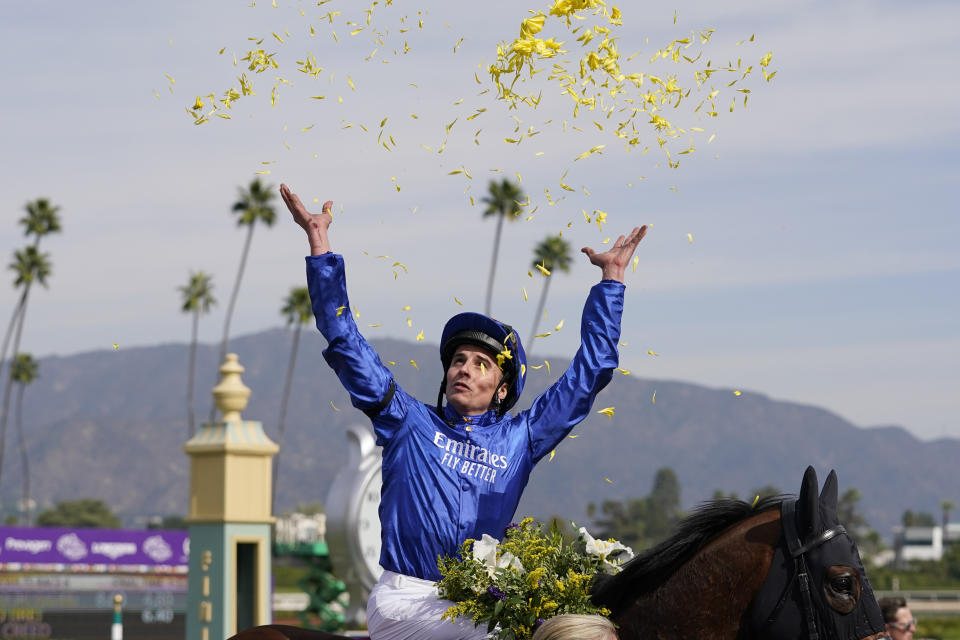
[549,449,556,462]
[112,344,120,350]
[416,329,424,341]
[410,359,419,369]
[652,390,657,404]
[480,362,486,376]
[522,287,528,301]
[402,305,411,311]
[335,306,347,316]
[687,233,694,243]
[597,407,615,418]
[733,390,742,396]
[604,477,613,484]
[617,367,630,375]
[454,297,463,306]
[330,400,340,411]
[752,494,760,507]
[647,350,659,357]
[553,319,564,332]
[544,360,550,374]
[535,263,551,276]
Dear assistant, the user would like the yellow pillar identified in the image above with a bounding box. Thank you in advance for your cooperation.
[184,353,278,639]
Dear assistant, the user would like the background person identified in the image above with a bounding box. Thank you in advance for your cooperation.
[879,596,916,640]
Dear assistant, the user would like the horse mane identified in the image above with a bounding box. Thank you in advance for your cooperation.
[591,494,789,616]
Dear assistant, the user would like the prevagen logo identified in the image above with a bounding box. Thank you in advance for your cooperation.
[4,536,53,554]
[56,533,88,561]
[143,535,173,563]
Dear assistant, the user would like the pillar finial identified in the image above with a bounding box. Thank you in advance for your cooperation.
[212,353,250,423]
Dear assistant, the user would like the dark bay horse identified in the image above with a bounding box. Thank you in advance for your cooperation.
[231,467,886,640]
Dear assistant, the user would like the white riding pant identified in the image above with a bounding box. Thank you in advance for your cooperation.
[366,570,492,640]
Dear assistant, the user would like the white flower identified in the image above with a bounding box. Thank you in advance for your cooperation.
[472,533,525,578]
[578,527,634,574]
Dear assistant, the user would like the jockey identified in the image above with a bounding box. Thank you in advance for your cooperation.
[280,183,646,640]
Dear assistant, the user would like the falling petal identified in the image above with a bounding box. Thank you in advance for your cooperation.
[416,329,424,341]
[652,391,656,404]
[330,401,340,411]
[549,449,556,462]
[604,478,613,484]
[597,407,615,418]
[687,233,693,243]
[336,306,347,317]
[617,368,630,375]
[647,350,659,357]
[112,344,120,350]
[410,359,419,369]
[733,390,742,396]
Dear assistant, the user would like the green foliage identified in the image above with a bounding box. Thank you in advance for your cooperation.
[35,499,121,528]
[915,616,960,640]
[281,287,313,326]
[902,509,937,527]
[179,271,216,313]
[588,467,682,550]
[232,178,278,227]
[437,518,622,640]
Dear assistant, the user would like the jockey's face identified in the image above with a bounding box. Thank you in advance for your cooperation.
[445,344,508,416]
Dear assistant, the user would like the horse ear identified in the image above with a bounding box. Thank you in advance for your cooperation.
[798,465,821,537]
[820,469,839,517]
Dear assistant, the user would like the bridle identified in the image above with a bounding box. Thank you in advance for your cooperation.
[762,499,848,640]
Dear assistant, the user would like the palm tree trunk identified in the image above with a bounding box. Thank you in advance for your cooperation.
[0,292,30,489]
[527,276,552,355]
[187,309,199,438]
[485,215,506,316]
[0,296,25,374]
[272,323,302,514]
[15,381,30,525]
[210,223,256,423]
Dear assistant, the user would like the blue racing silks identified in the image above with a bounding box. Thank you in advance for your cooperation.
[307,253,625,581]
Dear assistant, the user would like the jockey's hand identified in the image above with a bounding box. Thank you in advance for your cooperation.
[581,226,647,283]
[281,183,333,256]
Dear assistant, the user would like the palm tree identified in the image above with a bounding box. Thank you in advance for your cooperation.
[179,271,216,438]
[210,178,277,423]
[942,499,956,529]
[482,179,524,316]
[527,235,573,350]
[1,199,61,373]
[0,246,52,488]
[272,286,313,513]
[11,353,37,525]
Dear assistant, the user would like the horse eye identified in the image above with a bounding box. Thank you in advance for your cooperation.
[824,566,860,614]
[830,575,853,594]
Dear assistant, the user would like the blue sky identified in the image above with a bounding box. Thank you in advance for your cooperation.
[1,0,957,440]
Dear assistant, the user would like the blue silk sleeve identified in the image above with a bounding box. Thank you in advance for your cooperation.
[524,280,624,462]
[306,253,406,439]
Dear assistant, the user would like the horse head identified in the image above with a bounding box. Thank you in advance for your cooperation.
[748,465,886,639]
[593,466,887,640]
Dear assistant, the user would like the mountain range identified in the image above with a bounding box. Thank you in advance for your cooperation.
[0,327,955,540]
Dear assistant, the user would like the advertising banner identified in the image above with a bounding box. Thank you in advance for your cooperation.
[0,526,188,569]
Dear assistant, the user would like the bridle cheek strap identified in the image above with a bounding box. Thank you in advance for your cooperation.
[765,499,847,640]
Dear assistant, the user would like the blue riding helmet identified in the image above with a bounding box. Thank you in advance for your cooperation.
[439,312,527,415]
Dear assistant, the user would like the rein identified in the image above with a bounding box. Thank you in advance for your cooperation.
[762,499,847,640]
